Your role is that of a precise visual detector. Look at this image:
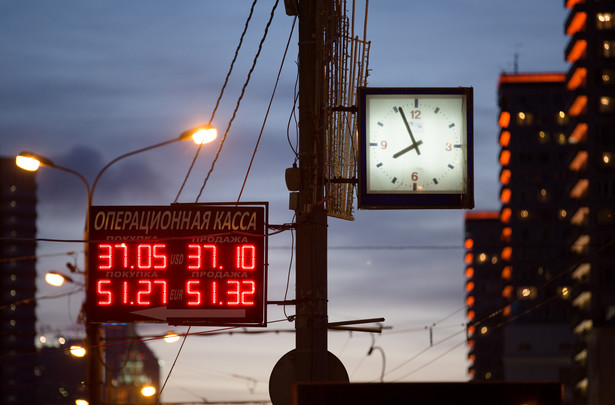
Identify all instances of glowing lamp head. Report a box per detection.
[141,385,157,397]
[191,127,217,145]
[45,272,66,287]
[164,332,180,343]
[15,151,54,172]
[75,400,89,405]
[16,155,41,171]
[179,126,217,145]
[69,345,86,357]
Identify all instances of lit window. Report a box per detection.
[538,131,549,143]
[557,132,567,145]
[559,209,568,220]
[465,267,474,278]
[480,326,488,335]
[478,253,487,263]
[499,150,511,166]
[567,39,587,62]
[602,152,614,167]
[501,266,512,280]
[603,41,615,58]
[464,238,474,249]
[519,209,529,219]
[499,130,511,147]
[567,11,587,35]
[558,286,571,299]
[602,69,614,84]
[516,112,533,126]
[499,111,511,128]
[501,227,512,242]
[491,256,498,264]
[538,188,548,202]
[600,96,615,113]
[501,207,512,223]
[500,188,511,203]
[501,246,512,261]
[597,13,614,30]
[518,286,537,300]
[500,169,511,185]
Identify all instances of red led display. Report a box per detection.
[87,204,267,326]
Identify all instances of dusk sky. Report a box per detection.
[1,1,570,402]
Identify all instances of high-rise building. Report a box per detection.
[563,1,615,404]
[467,73,577,402]
[497,73,575,398]
[0,156,38,404]
[464,211,504,381]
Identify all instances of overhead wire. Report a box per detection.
[236,15,297,202]
[173,0,260,204]
[194,0,281,203]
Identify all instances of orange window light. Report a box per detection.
[501,227,512,242]
[499,150,511,166]
[567,39,587,62]
[500,188,511,204]
[465,267,475,279]
[500,169,511,185]
[502,285,514,299]
[501,266,512,280]
[503,305,512,317]
[569,122,588,144]
[567,11,587,35]
[567,67,587,90]
[499,130,511,147]
[500,207,512,223]
[464,238,474,249]
[569,95,588,116]
[465,281,475,292]
[466,296,475,307]
[464,253,474,264]
[570,178,589,199]
[501,246,512,261]
[498,111,511,128]
[569,150,588,171]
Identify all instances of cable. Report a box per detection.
[236,15,297,202]
[173,0,260,204]
[194,0,280,202]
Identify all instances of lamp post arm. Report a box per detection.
[90,138,180,203]
[50,165,92,208]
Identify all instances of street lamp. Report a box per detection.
[15,125,215,405]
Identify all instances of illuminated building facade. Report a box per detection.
[464,211,504,381]
[0,157,38,403]
[564,1,615,404]
[467,73,577,401]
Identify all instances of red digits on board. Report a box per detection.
[236,245,256,270]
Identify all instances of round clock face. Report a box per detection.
[365,93,468,194]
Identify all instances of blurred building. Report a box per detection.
[0,156,38,404]
[563,1,615,404]
[105,324,160,404]
[464,211,504,381]
[466,73,577,403]
[36,338,87,403]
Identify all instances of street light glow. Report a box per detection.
[70,345,87,358]
[141,385,156,397]
[163,332,180,343]
[191,127,218,144]
[15,155,41,171]
[45,272,66,287]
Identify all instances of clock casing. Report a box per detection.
[357,87,474,209]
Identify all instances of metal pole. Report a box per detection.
[295,0,328,383]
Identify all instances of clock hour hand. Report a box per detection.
[393,140,424,159]
[398,106,422,155]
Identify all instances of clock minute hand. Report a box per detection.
[398,106,421,155]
